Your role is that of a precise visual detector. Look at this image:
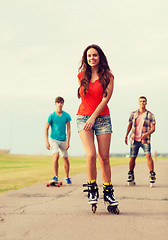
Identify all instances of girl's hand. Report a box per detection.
[83,117,95,131]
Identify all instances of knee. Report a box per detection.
[87,154,96,164]
[63,157,69,164]
[146,154,152,161]
[99,155,109,165]
[130,157,136,162]
[53,153,59,161]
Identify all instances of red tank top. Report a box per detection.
[77,72,114,116]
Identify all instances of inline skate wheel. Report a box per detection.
[107,205,120,215]
[128,181,136,186]
[92,204,97,213]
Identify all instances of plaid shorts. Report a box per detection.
[130,140,151,157]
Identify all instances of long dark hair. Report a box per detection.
[77,44,111,98]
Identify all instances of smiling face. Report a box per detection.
[138,97,147,110]
[86,48,100,68]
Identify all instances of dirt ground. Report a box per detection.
[0,159,168,240]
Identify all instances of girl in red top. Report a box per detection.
[76,44,119,213]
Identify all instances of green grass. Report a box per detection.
[0,154,87,193]
[0,154,166,194]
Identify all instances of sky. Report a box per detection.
[0,0,168,156]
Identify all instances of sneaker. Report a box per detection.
[51,176,58,182]
[65,177,72,184]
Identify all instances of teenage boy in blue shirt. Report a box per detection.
[45,96,72,184]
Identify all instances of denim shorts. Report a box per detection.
[130,140,151,157]
[76,115,112,135]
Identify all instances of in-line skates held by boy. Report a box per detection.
[83,180,119,214]
[125,96,156,187]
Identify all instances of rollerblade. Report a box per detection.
[149,171,156,188]
[103,183,119,214]
[83,180,99,213]
[127,171,136,186]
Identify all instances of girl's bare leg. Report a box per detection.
[79,131,97,181]
[97,133,111,183]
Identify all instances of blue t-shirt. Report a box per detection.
[47,111,72,141]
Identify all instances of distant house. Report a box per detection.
[0,149,10,154]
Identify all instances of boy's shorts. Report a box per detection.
[130,140,151,157]
[49,138,68,158]
[76,115,112,135]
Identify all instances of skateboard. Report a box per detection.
[46,181,63,187]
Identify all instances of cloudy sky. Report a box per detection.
[0,0,167,156]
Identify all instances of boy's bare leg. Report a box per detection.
[53,153,59,177]
[129,157,137,171]
[146,153,154,172]
[63,157,70,178]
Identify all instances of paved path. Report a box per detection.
[0,159,168,240]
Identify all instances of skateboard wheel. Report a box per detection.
[57,183,61,187]
[46,184,50,187]
[60,182,63,186]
